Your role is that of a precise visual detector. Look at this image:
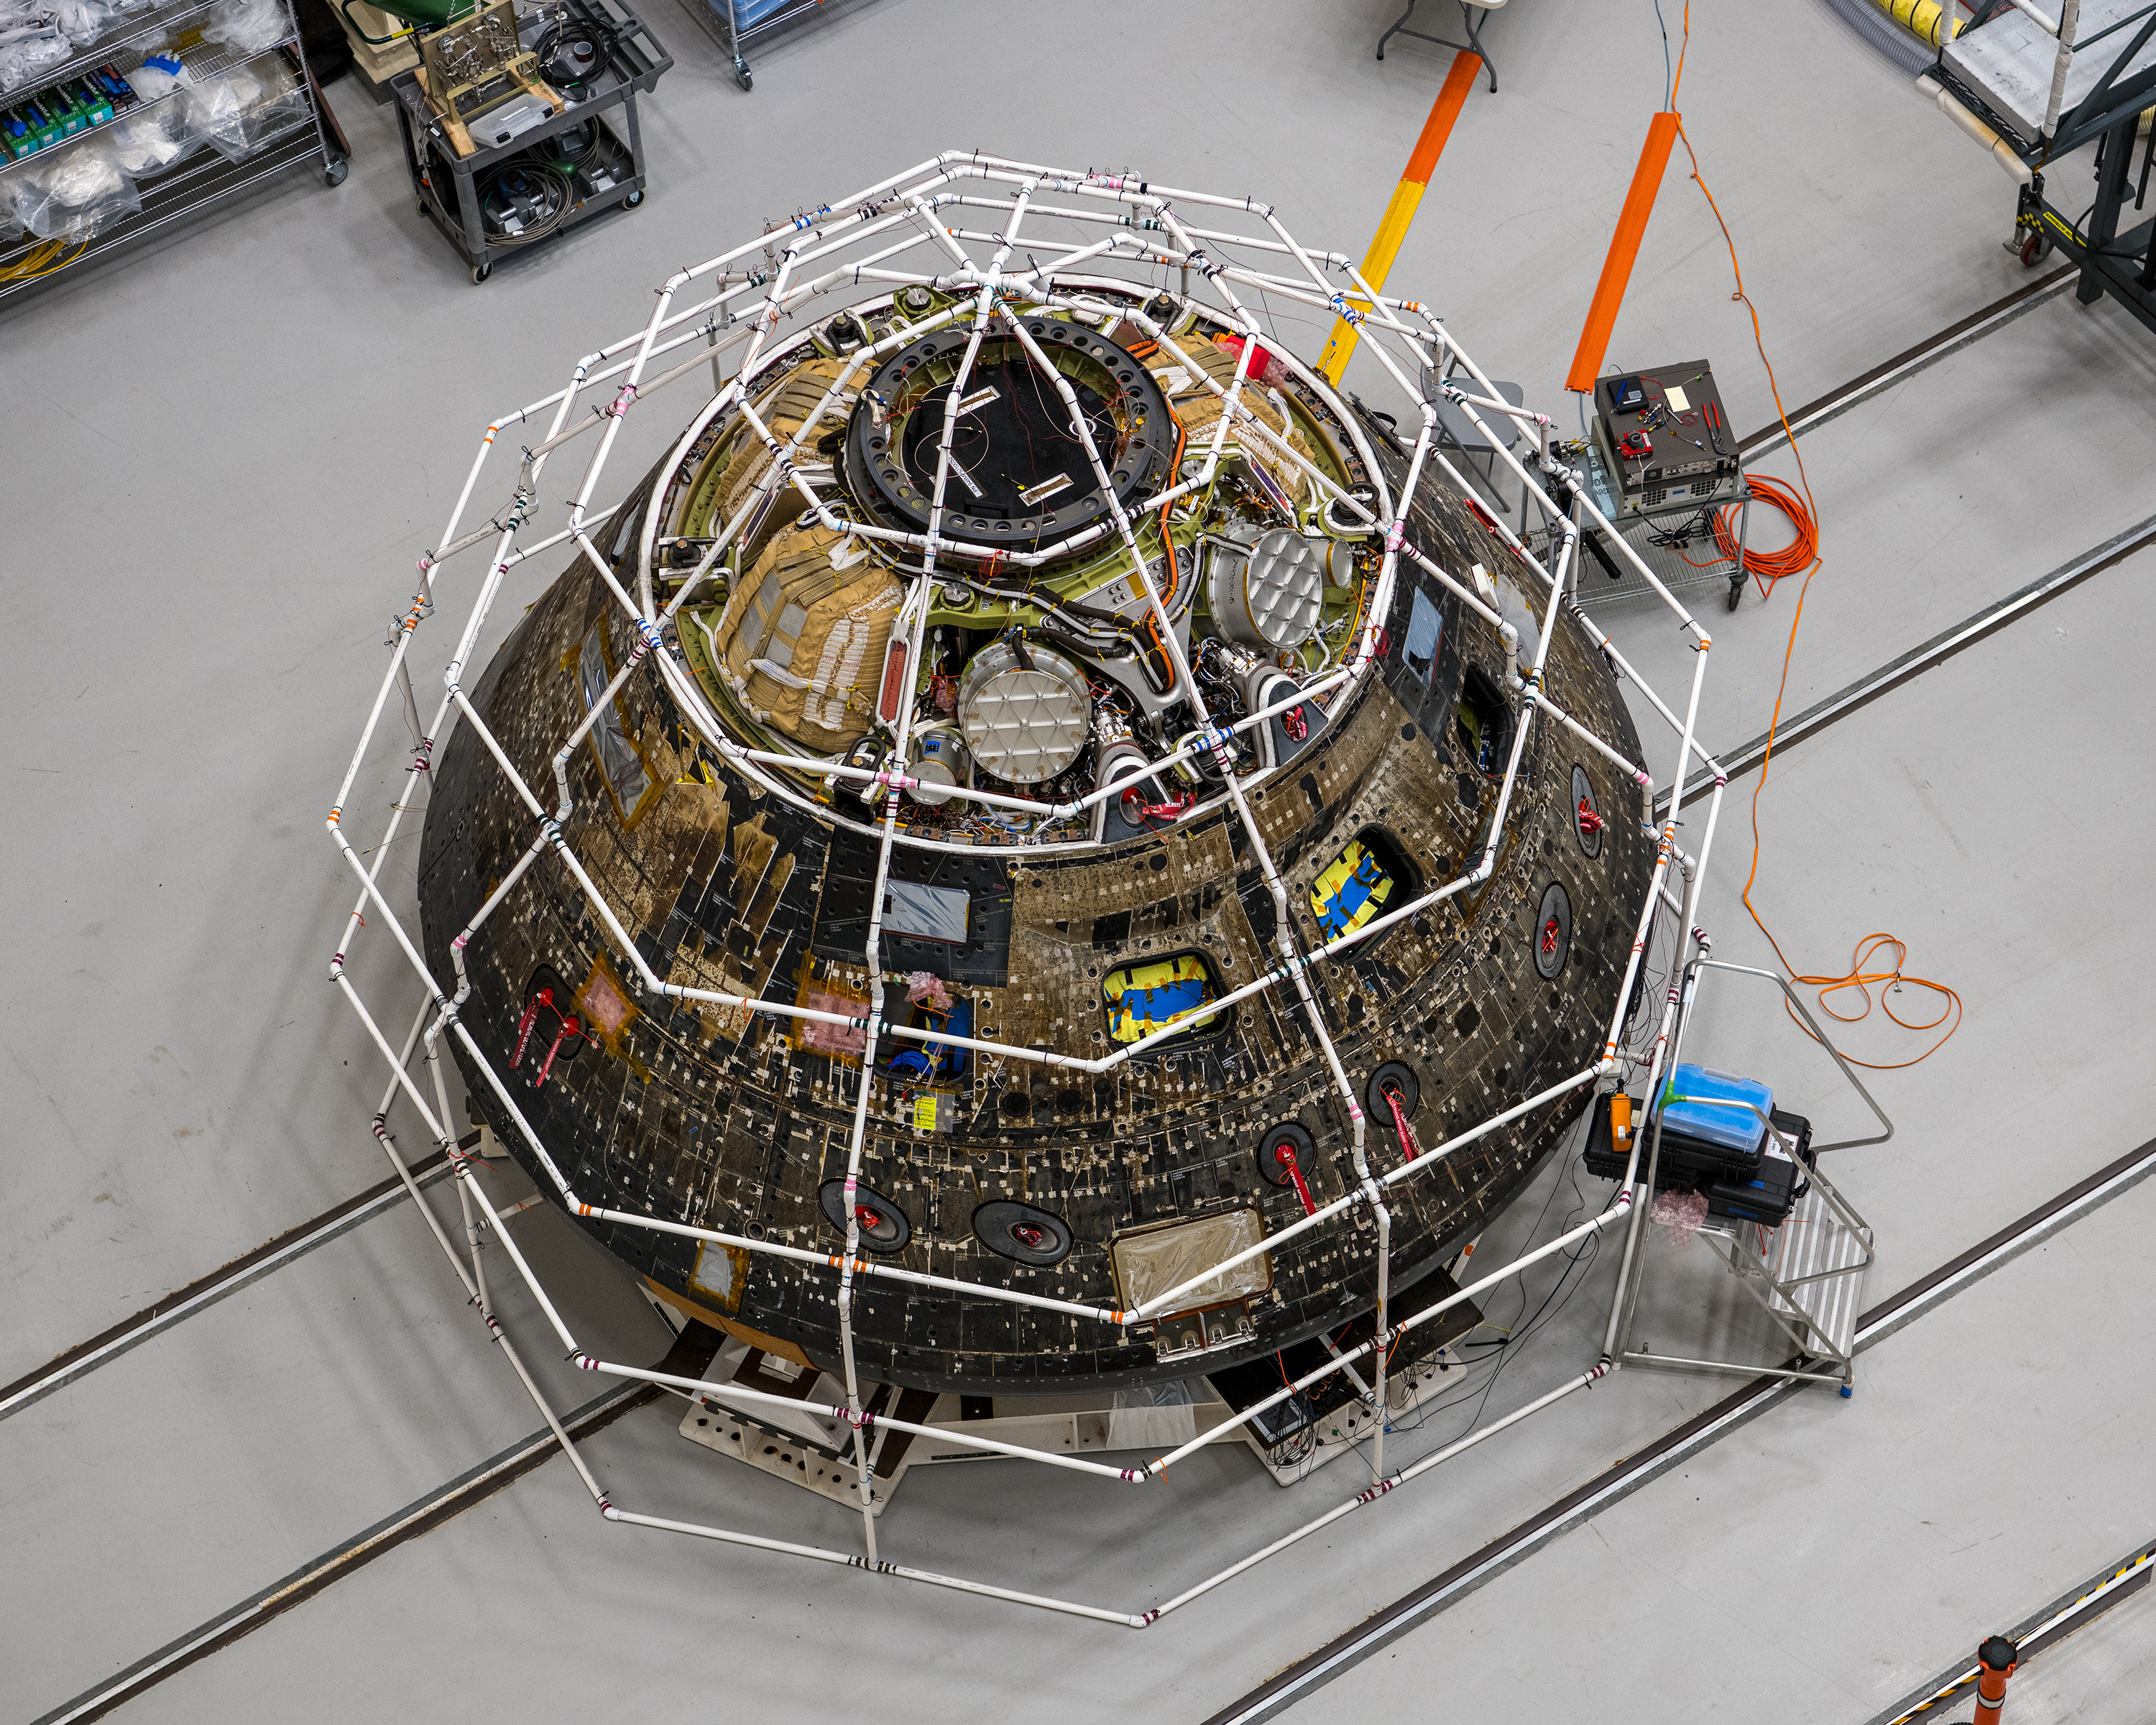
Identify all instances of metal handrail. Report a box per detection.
[1682,958,1896,1153]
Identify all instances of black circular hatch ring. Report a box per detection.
[819,1179,911,1254]
[972,1200,1074,1267]
[847,310,1171,548]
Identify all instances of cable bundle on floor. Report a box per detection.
[1684,472,1819,597]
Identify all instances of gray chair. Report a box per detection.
[1376,0,1506,91]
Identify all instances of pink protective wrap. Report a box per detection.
[1649,1187,1709,1248]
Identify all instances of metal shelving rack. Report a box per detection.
[688,0,877,91]
[0,0,347,308]
[389,0,668,284]
[1533,438,1754,614]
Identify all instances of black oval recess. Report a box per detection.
[973,1200,1072,1267]
[1258,1123,1316,1188]
[1367,1061,1421,1122]
[819,1179,911,1254]
[1572,764,1602,859]
[1535,882,1572,980]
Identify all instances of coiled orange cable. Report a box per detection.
[1681,472,1818,598]
[1671,2,1961,1070]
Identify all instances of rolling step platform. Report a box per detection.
[1927,0,2156,332]
[1606,960,1894,1394]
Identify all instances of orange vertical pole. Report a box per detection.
[1564,110,1682,395]
[1972,1637,2019,1724]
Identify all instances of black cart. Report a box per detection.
[390,0,669,284]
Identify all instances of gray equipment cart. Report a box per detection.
[390,0,668,284]
[1539,438,1755,615]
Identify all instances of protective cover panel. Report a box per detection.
[1110,1208,1272,1315]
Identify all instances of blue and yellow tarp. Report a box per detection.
[1103,954,1220,1044]
[1312,840,1396,941]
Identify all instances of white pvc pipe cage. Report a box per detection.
[323,150,1736,1627]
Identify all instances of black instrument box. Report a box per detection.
[1585,1096,1815,1210]
[1591,361,1743,510]
[1706,1110,1814,1228]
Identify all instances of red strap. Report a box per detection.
[1385,1087,1421,1162]
[1276,1145,1317,1216]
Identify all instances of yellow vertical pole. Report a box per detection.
[1317,51,1483,385]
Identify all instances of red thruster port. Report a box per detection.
[513,987,553,1068]
[1577,797,1604,835]
[1542,917,1562,955]
[1384,1085,1422,1162]
[1282,704,1308,742]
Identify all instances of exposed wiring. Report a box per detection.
[0,234,87,282]
[1677,472,1819,597]
[1652,0,1673,111]
[1368,1118,1602,1455]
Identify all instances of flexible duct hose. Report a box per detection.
[1874,0,1958,47]
[1811,0,1948,76]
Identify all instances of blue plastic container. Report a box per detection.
[1655,1063,1774,1169]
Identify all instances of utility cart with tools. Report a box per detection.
[388,0,668,283]
[1540,360,1756,615]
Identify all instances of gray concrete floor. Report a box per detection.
[4,0,2152,1720]
[2008,1581,2156,1725]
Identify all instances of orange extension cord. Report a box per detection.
[1681,473,1819,599]
[1667,6,1962,1070]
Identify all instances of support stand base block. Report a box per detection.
[679,1399,895,1515]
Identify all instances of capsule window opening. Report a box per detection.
[1101,950,1225,1046]
[1455,663,1514,777]
[1310,827,1420,942]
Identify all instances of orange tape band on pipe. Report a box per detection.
[1564,110,1682,395]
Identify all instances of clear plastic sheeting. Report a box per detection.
[0,17,69,91]
[45,0,107,37]
[1110,1209,1273,1315]
[104,101,193,175]
[5,134,139,239]
[126,49,193,100]
[1107,1378,1204,1451]
[201,0,283,52]
[181,51,303,162]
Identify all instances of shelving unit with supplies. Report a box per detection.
[684,0,878,93]
[0,0,348,307]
